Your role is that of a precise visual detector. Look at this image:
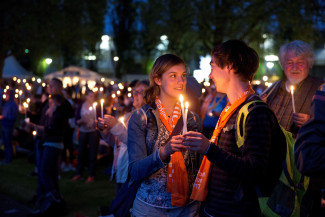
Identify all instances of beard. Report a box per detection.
[286,70,305,85]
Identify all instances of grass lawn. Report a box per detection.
[0,155,116,217]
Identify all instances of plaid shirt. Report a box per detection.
[265,76,323,135]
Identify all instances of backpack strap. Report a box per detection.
[236,100,307,190]
[236,100,268,148]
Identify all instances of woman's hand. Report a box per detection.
[97,117,107,130]
[103,114,118,128]
[159,135,186,162]
[183,131,211,154]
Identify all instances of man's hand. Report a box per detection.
[292,112,310,128]
[183,131,210,154]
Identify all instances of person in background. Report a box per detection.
[200,82,227,138]
[127,54,201,216]
[261,40,323,136]
[72,89,99,183]
[29,94,67,217]
[0,89,18,164]
[61,88,76,172]
[98,80,149,194]
[183,40,286,216]
[295,83,325,217]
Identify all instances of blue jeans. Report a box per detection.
[2,126,14,163]
[130,197,200,217]
[38,146,62,200]
[76,131,99,177]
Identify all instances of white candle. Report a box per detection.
[290,85,296,113]
[100,99,104,118]
[183,102,189,133]
[93,102,97,120]
[179,94,185,132]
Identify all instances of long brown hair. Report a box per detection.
[144,54,186,106]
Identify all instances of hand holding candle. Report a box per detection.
[290,85,296,113]
[183,102,189,133]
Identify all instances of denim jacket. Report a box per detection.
[127,103,202,186]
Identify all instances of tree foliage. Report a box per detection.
[0,0,106,77]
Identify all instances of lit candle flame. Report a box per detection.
[290,85,294,95]
[179,94,184,103]
[119,117,126,127]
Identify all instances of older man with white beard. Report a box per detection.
[262,40,323,136]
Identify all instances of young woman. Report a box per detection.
[72,89,99,183]
[183,40,286,217]
[127,54,201,216]
[29,94,67,216]
[97,80,149,193]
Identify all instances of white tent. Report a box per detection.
[2,55,33,78]
[44,66,112,88]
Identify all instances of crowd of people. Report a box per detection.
[0,39,324,217]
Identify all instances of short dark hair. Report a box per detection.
[51,78,63,88]
[211,40,259,82]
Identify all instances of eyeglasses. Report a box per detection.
[133,89,144,96]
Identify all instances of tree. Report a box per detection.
[108,0,138,79]
[0,0,106,78]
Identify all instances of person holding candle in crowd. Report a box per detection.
[261,40,323,136]
[127,54,201,216]
[97,80,149,194]
[0,89,18,165]
[29,94,68,216]
[28,78,73,215]
[182,40,286,216]
[72,89,99,183]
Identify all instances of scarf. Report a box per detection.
[155,96,189,207]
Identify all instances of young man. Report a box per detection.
[183,40,286,216]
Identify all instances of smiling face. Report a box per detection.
[284,51,310,85]
[155,64,187,101]
[209,57,230,93]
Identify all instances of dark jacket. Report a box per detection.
[1,90,18,128]
[44,106,66,143]
[203,95,286,217]
[295,90,325,178]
